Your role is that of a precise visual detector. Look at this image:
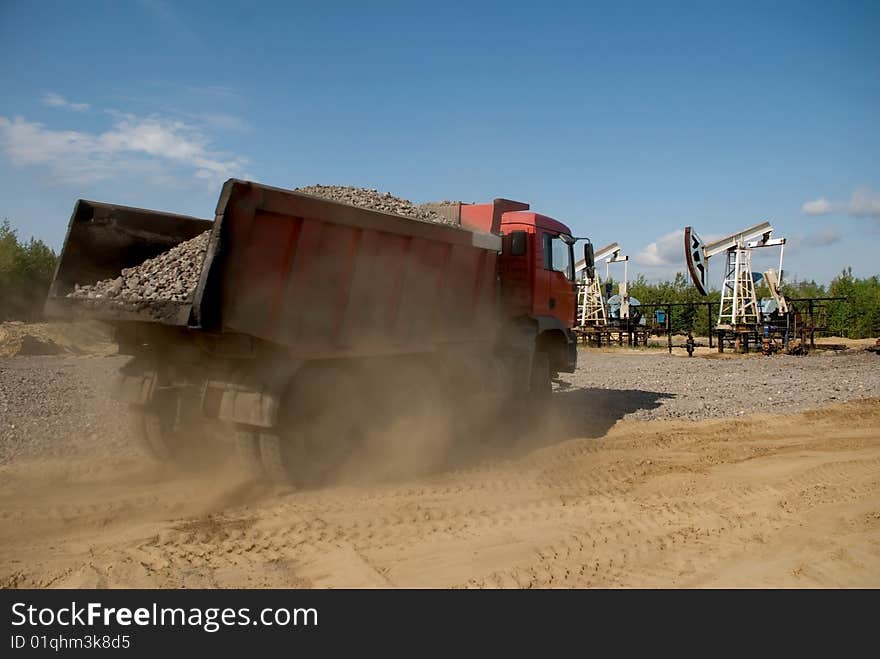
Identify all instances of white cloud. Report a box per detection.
[800,188,880,219]
[635,230,686,267]
[849,188,880,218]
[0,114,247,186]
[42,92,91,112]
[801,197,831,216]
[634,229,726,283]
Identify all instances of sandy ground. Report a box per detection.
[1,323,878,588]
[1,393,878,588]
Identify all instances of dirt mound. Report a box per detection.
[0,321,116,358]
[15,335,62,356]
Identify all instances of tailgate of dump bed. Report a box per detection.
[44,200,212,325]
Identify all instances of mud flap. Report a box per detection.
[216,384,279,428]
[205,359,303,429]
[562,328,577,373]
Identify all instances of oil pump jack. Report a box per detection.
[684,221,787,352]
[575,242,628,328]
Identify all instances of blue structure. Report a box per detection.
[607,294,646,325]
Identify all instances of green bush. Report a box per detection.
[0,220,58,321]
[826,268,880,338]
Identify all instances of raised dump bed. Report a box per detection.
[46,179,502,358]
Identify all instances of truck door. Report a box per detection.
[538,230,576,326]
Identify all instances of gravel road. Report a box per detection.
[559,349,880,421]
[2,348,878,465]
[0,355,131,464]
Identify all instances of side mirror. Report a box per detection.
[583,242,595,279]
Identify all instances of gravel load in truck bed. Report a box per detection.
[294,185,455,225]
[66,185,454,309]
[67,230,211,305]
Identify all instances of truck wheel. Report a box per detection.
[258,366,367,487]
[130,408,171,461]
[234,429,265,478]
[128,390,208,466]
[529,350,552,398]
[258,431,300,485]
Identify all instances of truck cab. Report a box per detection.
[496,211,578,375]
[451,198,580,376]
[498,212,576,326]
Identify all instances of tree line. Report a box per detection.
[0,220,58,321]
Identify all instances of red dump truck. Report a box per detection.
[46,179,591,484]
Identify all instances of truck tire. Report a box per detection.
[529,350,552,399]
[128,389,208,466]
[258,366,368,487]
[258,431,298,485]
[234,429,265,478]
[130,408,171,461]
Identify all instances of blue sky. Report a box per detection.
[1,0,877,285]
